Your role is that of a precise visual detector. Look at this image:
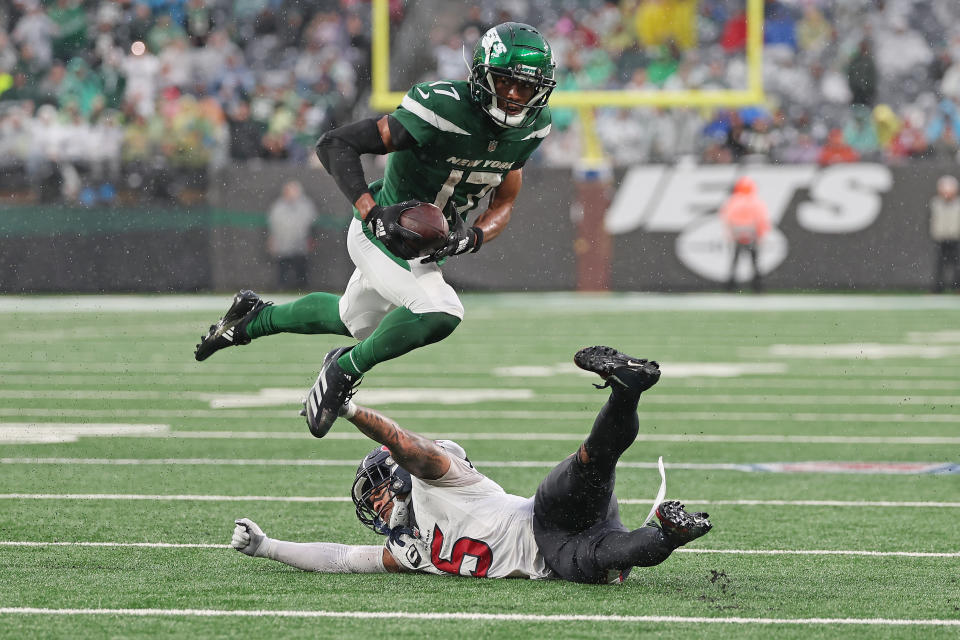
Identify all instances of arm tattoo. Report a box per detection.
[349,407,449,480]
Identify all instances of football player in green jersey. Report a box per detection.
[194,22,556,438]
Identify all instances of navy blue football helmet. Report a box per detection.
[351,446,413,534]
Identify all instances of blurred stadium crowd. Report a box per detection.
[2,0,960,205]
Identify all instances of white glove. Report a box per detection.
[232,518,268,557]
[385,529,444,575]
[387,495,411,531]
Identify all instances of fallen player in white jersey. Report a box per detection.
[231,346,712,584]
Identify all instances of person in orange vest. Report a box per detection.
[721,176,771,292]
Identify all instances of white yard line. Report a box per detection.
[1,541,225,548]
[763,343,960,359]
[3,494,959,508]
[2,388,959,407]
[6,426,956,446]
[663,499,960,508]
[0,493,352,502]
[0,296,297,313]
[545,395,960,406]
[678,549,960,558]
[0,424,169,444]
[3,408,960,422]
[161,431,960,445]
[0,457,362,466]
[2,458,957,476]
[676,378,960,390]
[4,292,960,313]
[0,390,201,400]
[1,362,959,383]
[3,541,956,559]
[379,410,960,423]
[0,607,958,627]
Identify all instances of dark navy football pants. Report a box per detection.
[533,394,676,584]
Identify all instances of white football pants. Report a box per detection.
[339,217,464,340]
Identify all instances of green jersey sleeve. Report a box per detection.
[389,84,458,148]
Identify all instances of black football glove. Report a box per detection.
[422,222,484,263]
[365,200,422,259]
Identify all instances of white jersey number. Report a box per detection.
[434,170,503,215]
[427,81,461,101]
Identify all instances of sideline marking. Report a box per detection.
[0,607,958,626]
[2,458,958,475]
[3,494,958,509]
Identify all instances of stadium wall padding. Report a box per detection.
[0,162,949,292]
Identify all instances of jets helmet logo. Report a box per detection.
[480,28,507,61]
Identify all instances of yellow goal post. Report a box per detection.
[369,0,765,164]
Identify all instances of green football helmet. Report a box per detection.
[470,22,556,129]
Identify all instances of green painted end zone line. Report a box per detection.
[0,608,958,627]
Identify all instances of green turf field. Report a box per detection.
[1,293,958,639]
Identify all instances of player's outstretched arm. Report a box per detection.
[342,402,450,480]
[231,518,404,573]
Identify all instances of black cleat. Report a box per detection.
[194,290,272,362]
[303,347,362,438]
[652,500,712,545]
[574,345,660,394]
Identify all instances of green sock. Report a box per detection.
[247,292,351,339]
[338,308,461,376]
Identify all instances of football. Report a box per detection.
[398,202,449,256]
